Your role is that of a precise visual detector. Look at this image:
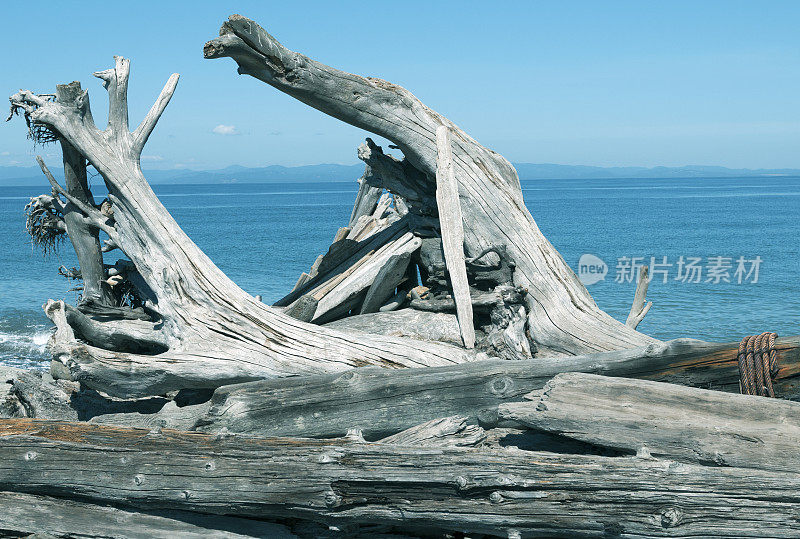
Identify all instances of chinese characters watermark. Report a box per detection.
[578,254,762,286]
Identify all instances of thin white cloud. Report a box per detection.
[141,155,165,162]
[0,151,10,156]
[212,124,239,136]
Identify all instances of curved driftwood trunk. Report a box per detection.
[10,18,659,397]
[204,15,657,356]
[10,58,479,397]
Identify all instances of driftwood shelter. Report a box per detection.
[3,14,799,538]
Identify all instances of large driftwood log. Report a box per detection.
[10,57,480,398]
[194,336,800,438]
[2,419,800,537]
[499,372,800,472]
[204,14,657,356]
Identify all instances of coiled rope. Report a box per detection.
[737,332,780,397]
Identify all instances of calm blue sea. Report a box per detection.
[1,176,798,369]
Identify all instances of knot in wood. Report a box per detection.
[318,453,336,464]
[181,490,191,500]
[489,491,503,504]
[324,490,342,508]
[204,460,216,471]
[659,506,683,528]
[24,451,37,461]
[488,376,515,397]
[340,370,359,383]
[455,476,468,490]
[133,474,145,486]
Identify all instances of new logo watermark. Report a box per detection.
[578,254,608,285]
[576,254,762,285]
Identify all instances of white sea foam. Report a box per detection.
[0,327,52,370]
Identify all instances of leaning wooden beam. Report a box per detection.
[500,372,800,472]
[626,265,652,328]
[310,232,422,323]
[194,335,800,439]
[3,419,800,537]
[275,219,407,307]
[349,168,382,226]
[359,252,412,314]
[435,125,475,348]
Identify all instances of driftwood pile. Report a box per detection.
[3,14,799,538]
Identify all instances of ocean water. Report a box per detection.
[1,176,798,369]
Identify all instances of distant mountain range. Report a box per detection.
[1,163,798,187]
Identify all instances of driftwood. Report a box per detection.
[435,125,475,348]
[204,14,656,358]
[377,416,486,447]
[193,336,800,439]
[324,308,463,345]
[626,265,652,328]
[0,491,295,539]
[499,372,800,472]
[10,56,481,399]
[7,13,799,537]
[359,252,412,314]
[3,419,800,538]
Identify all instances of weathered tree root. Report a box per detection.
[11,56,483,398]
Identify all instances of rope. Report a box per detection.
[737,332,779,397]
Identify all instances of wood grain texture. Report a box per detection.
[377,416,486,447]
[204,14,658,355]
[2,419,800,537]
[11,58,478,399]
[359,252,411,314]
[435,125,475,348]
[194,336,800,438]
[626,265,652,328]
[0,491,294,538]
[500,372,800,471]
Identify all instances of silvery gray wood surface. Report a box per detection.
[359,253,411,314]
[377,416,486,447]
[348,168,382,226]
[11,59,478,400]
[0,367,77,421]
[499,372,800,472]
[193,336,800,439]
[55,82,115,308]
[0,491,294,539]
[91,400,211,431]
[3,419,800,538]
[626,265,652,328]
[435,125,475,348]
[311,233,421,322]
[204,14,658,356]
[324,309,462,345]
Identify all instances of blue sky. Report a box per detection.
[1,1,798,169]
